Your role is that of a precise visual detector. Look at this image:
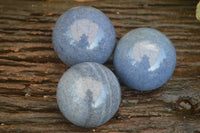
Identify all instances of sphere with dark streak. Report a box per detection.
[52,7,116,66]
[56,62,121,127]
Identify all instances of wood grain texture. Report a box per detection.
[0,0,200,132]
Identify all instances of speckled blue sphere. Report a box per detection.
[56,62,121,127]
[114,28,176,91]
[52,7,116,66]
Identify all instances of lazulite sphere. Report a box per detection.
[52,7,116,66]
[56,62,121,127]
[114,28,176,91]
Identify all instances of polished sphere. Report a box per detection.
[52,7,116,66]
[114,28,176,91]
[57,62,121,127]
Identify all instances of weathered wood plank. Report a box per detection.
[0,0,200,132]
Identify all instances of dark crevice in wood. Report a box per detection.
[148,3,196,7]
[0,48,53,54]
[103,10,179,16]
[0,90,27,97]
[0,62,35,67]
[0,56,58,63]
[0,90,57,97]
[0,27,52,32]
[0,78,56,84]
[0,120,69,126]
[30,12,60,17]
[0,16,56,23]
[0,39,51,43]
[0,31,15,35]
[114,25,200,30]
[26,33,52,37]
[0,106,60,113]
[19,47,53,52]
[93,3,196,9]
[92,5,147,10]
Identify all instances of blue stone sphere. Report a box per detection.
[114,28,176,91]
[56,62,121,127]
[52,7,116,66]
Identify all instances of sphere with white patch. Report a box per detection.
[52,7,116,66]
[57,62,121,127]
[114,28,176,91]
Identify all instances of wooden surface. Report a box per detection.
[0,0,200,132]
